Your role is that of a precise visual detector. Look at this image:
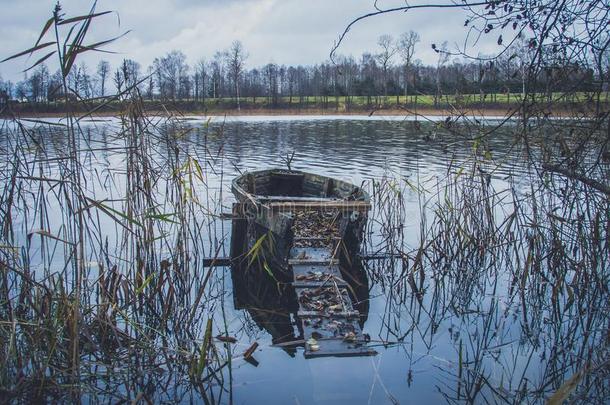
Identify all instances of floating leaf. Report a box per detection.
[215,335,237,344]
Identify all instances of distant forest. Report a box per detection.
[0,31,607,112]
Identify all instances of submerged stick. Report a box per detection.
[243,342,259,359]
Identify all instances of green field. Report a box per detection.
[4,91,608,115]
[153,91,609,112]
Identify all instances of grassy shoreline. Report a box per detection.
[2,92,607,119]
[2,106,603,119]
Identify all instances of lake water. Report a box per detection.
[0,116,607,404]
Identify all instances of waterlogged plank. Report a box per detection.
[301,315,376,358]
[289,244,376,358]
[303,339,377,358]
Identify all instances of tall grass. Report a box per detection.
[0,4,236,402]
[0,2,608,404]
[360,125,609,403]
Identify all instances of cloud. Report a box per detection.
[0,0,500,82]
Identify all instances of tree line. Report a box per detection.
[1,32,606,110]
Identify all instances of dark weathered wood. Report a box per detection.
[232,169,370,207]
[322,178,334,197]
[267,201,371,211]
[254,207,294,236]
[256,195,341,202]
[289,258,340,265]
[202,257,232,267]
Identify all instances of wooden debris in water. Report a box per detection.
[215,335,237,343]
[243,342,259,359]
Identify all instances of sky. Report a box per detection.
[0,0,501,82]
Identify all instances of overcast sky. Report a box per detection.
[0,0,500,82]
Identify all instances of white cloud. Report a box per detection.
[0,0,501,82]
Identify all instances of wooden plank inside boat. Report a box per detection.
[289,227,376,358]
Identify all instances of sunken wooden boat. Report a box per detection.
[231,168,370,255]
[231,169,375,358]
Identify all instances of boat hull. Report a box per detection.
[231,169,370,273]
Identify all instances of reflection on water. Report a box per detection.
[0,117,607,404]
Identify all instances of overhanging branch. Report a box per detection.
[330,1,490,62]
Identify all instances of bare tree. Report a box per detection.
[113,67,124,95]
[286,66,297,104]
[264,63,278,106]
[225,41,248,110]
[196,59,208,105]
[513,36,533,100]
[153,50,188,100]
[121,59,141,94]
[96,60,110,97]
[0,73,9,107]
[433,41,449,107]
[397,30,420,100]
[375,34,397,97]
[210,51,225,100]
[28,64,49,102]
[178,61,190,99]
[145,66,154,100]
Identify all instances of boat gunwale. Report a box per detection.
[231,169,370,207]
